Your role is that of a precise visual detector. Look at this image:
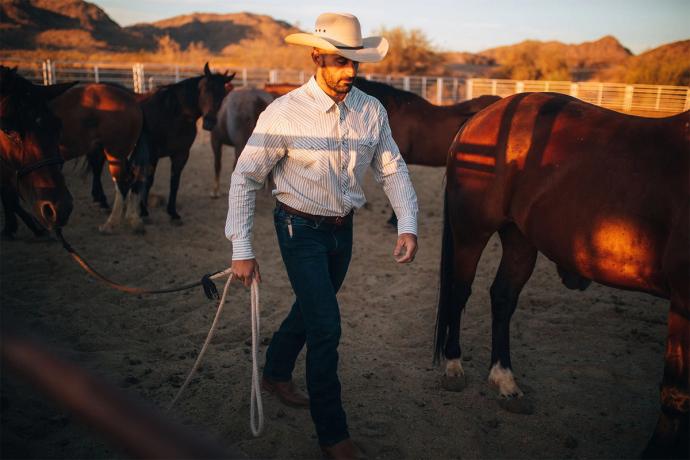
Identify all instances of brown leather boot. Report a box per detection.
[321,438,367,460]
[260,376,309,408]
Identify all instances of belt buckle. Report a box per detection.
[334,216,344,226]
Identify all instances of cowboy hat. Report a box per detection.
[285,12,388,63]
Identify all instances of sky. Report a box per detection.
[93,0,690,55]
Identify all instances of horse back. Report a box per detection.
[449,92,689,296]
[50,84,142,160]
[223,88,273,152]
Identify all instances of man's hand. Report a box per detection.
[393,233,418,263]
[231,258,261,287]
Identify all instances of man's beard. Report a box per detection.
[324,72,353,94]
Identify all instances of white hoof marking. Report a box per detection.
[488,362,523,399]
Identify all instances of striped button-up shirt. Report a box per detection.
[225,76,418,260]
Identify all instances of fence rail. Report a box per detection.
[2,58,688,116]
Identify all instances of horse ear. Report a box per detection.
[38,81,79,101]
[204,62,211,77]
[226,72,236,82]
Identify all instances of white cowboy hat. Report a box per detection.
[285,12,388,63]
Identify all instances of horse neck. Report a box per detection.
[401,102,467,167]
[146,77,203,120]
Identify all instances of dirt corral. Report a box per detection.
[1,133,668,459]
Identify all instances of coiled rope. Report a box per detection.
[55,229,264,436]
[167,275,264,437]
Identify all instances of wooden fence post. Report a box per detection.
[684,88,690,111]
[436,78,443,105]
[466,79,473,100]
[623,85,634,112]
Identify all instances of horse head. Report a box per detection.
[0,66,77,230]
[199,62,236,131]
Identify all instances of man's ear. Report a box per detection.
[311,48,321,65]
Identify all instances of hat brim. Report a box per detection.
[285,33,388,63]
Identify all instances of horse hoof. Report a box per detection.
[440,373,467,392]
[498,396,534,415]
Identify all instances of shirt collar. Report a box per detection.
[306,76,362,113]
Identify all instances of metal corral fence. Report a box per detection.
[3,58,689,116]
[468,79,690,117]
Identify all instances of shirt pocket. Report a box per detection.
[287,139,330,182]
[354,136,377,174]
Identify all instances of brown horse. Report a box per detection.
[353,77,500,224]
[0,66,75,238]
[49,83,146,233]
[435,92,689,458]
[210,86,274,197]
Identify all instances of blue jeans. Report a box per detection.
[263,205,353,446]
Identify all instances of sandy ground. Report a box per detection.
[1,132,669,459]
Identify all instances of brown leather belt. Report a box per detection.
[277,202,353,226]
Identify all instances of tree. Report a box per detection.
[362,26,443,75]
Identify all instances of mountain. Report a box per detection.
[602,39,690,86]
[475,35,633,80]
[0,0,149,50]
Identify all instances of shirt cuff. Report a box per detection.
[396,214,417,237]
[231,238,255,260]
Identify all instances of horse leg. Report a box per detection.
[437,207,492,391]
[488,223,537,413]
[88,150,109,209]
[98,156,128,234]
[210,131,223,199]
[166,153,188,224]
[644,219,689,458]
[139,159,157,220]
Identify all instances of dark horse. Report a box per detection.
[50,83,146,233]
[0,66,75,238]
[89,63,234,222]
[435,92,689,458]
[353,77,500,225]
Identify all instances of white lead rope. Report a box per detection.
[167,269,264,437]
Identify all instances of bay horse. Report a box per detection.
[353,77,500,224]
[0,66,75,238]
[210,86,274,197]
[435,92,689,458]
[89,63,234,223]
[49,83,146,233]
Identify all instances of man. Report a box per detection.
[225,12,418,459]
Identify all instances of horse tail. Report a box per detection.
[434,189,454,365]
[130,118,152,185]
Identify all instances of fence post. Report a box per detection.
[94,65,100,83]
[421,76,427,99]
[436,78,443,105]
[132,63,145,93]
[403,76,410,91]
[516,81,524,93]
[570,83,579,98]
[242,68,248,87]
[685,88,690,111]
[452,78,458,102]
[269,69,278,84]
[597,83,603,106]
[623,85,634,112]
[466,79,473,100]
[174,65,180,83]
[491,79,497,96]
